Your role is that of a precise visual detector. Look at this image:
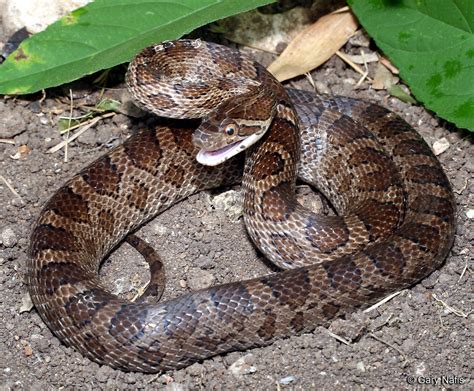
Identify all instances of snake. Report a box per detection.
[27,39,456,373]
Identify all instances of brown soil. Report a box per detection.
[1,28,472,391]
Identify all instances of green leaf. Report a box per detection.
[0,0,274,95]
[349,0,474,131]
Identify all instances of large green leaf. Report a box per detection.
[349,0,474,131]
[0,0,274,95]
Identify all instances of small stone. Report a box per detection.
[195,255,214,270]
[466,209,474,219]
[1,227,17,247]
[187,269,215,290]
[165,383,185,391]
[179,279,187,289]
[19,292,34,313]
[279,375,296,384]
[228,354,257,376]
[432,137,450,155]
[211,190,243,221]
[23,343,33,357]
[96,365,114,383]
[153,223,169,236]
[356,361,366,372]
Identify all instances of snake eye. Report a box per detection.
[225,124,236,136]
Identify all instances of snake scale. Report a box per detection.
[27,40,456,372]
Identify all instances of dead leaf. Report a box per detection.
[388,84,417,104]
[344,52,379,65]
[268,9,359,81]
[19,292,34,313]
[372,63,397,90]
[10,145,31,160]
[380,57,399,74]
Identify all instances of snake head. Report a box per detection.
[193,89,276,166]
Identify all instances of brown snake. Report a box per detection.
[27,40,456,372]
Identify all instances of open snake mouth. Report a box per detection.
[196,131,265,166]
[196,139,245,166]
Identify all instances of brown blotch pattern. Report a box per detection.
[47,186,90,223]
[261,181,296,221]
[82,155,122,196]
[124,130,163,175]
[323,256,362,293]
[305,216,350,253]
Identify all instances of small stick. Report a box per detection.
[0,175,24,203]
[0,139,15,144]
[336,50,373,82]
[363,290,403,313]
[432,293,468,317]
[326,330,351,345]
[47,112,115,154]
[354,49,369,87]
[64,89,75,162]
[458,262,468,282]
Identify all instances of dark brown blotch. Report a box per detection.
[259,269,310,310]
[290,311,305,332]
[393,138,432,157]
[354,200,403,241]
[252,152,285,181]
[410,194,455,224]
[64,288,112,328]
[257,309,277,340]
[261,181,296,222]
[47,186,90,223]
[305,215,350,254]
[349,147,401,192]
[30,224,80,256]
[163,164,186,188]
[124,130,163,175]
[406,164,450,188]
[82,155,122,196]
[108,304,149,345]
[37,261,86,295]
[127,181,150,211]
[322,256,362,293]
[398,222,441,253]
[364,242,405,278]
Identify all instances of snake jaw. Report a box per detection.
[196,130,266,166]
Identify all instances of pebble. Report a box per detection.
[466,209,474,219]
[228,354,257,376]
[432,137,450,155]
[187,269,215,290]
[1,227,17,247]
[195,255,214,270]
[19,292,34,313]
[279,375,296,384]
[211,190,243,221]
[95,365,114,383]
[356,361,366,372]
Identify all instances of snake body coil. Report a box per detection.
[27,40,456,372]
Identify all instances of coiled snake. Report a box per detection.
[27,40,456,372]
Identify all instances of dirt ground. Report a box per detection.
[1,18,473,391]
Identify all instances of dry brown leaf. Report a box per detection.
[372,63,398,90]
[268,10,359,81]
